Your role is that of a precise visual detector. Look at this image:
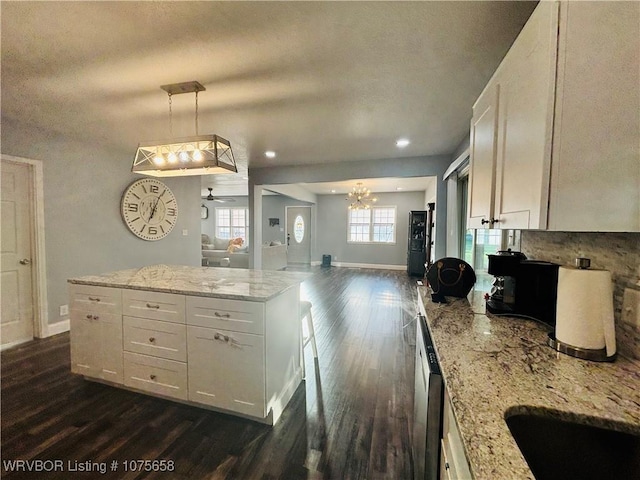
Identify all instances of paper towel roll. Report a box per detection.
[555,266,616,357]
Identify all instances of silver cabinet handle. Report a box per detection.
[214,312,231,318]
[19,258,32,265]
[146,303,160,309]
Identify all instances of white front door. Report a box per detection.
[286,206,311,265]
[1,160,35,347]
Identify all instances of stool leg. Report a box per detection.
[306,310,318,358]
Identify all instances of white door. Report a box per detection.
[286,206,311,265]
[1,160,35,347]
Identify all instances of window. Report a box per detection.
[216,207,249,243]
[348,206,396,244]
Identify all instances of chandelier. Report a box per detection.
[347,182,377,210]
[132,81,237,177]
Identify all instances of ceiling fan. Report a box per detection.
[203,187,236,203]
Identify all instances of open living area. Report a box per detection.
[2,2,639,479]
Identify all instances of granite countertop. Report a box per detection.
[418,286,640,480]
[68,265,310,301]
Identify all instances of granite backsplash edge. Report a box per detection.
[520,231,640,364]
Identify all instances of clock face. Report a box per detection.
[121,179,178,241]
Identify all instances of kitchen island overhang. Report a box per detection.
[68,265,311,425]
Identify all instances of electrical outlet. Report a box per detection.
[182,229,188,236]
[59,304,69,316]
[622,288,640,330]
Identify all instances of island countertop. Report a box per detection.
[68,264,310,302]
[418,286,640,480]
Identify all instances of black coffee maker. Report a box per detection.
[486,250,559,326]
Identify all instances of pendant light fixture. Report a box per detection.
[347,182,378,210]
[132,81,237,177]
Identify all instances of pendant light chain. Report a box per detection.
[195,90,199,136]
[168,93,173,138]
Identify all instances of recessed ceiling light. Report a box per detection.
[331,189,336,193]
[396,187,403,191]
[396,138,410,148]
[265,151,276,158]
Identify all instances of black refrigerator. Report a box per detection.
[407,206,434,277]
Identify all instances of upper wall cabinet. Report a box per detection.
[468,1,640,232]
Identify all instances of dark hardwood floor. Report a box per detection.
[1,267,419,479]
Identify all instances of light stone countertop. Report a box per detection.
[68,265,311,302]
[418,286,640,480]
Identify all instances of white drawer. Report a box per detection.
[123,316,186,362]
[69,284,122,315]
[123,352,187,401]
[122,289,185,323]
[186,296,264,334]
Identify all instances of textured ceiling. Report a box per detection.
[1,1,536,196]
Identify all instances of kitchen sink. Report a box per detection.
[505,411,640,480]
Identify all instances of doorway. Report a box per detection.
[286,206,311,265]
[1,156,47,349]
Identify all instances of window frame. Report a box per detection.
[347,205,397,245]
[215,207,250,243]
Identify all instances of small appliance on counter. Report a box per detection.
[485,250,559,326]
[548,258,617,362]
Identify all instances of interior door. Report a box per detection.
[286,206,311,265]
[1,160,35,347]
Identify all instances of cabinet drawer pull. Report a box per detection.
[88,297,101,302]
[490,218,500,225]
[85,314,99,320]
[149,337,156,343]
[86,314,93,319]
[146,303,161,309]
[481,218,490,225]
[149,374,157,381]
[214,333,230,342]
[214,312,231,318]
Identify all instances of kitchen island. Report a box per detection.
[68,265,310,425]
[418,286,640,479]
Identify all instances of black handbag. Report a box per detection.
[426,257,476,302]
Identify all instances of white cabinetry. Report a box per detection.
[121,290,188,401]
[440,389,472,480]
[187,325,265,417]
[468,1,640,232]
[186,296,267,417]
[185,290,301,423]
[69,280,302,425]
[69,285,123,383]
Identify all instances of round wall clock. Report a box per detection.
[121,178,178,241]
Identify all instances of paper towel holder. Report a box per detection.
[547,333,616,362]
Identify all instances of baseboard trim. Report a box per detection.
[327,262,406,271]
[47,319,70,337]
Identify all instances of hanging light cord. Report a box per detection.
[195,90,199,136]
[168,93,173,138]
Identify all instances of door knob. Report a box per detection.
[19,258,32,265]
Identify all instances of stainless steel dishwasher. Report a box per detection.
[413,312,444,480]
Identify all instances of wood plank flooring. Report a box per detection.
[1,267,419,479]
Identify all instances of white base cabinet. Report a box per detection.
[440,389,472,480]
[469,1,639,232]
[69,283,302,425]
[187,326,265,418]
[69,284,123,383]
